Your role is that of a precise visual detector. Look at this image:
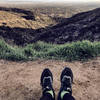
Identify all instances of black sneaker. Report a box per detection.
[58,67,73,100]
[40,68,55,99]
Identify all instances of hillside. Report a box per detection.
[33,8,100,44]
[0,7,100,45]
[0,7,58,45]
[0,7,56,29]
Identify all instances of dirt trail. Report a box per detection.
[0,58,100,100]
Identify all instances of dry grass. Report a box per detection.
[0,10,56,29]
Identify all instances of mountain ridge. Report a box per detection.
[32,8,100,44]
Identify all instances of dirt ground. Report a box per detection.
[0,58,100,100]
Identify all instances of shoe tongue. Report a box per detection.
[62,76,71,87]
[43,76,52,88]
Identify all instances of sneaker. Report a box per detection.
[40,68,55,99]
[58,67,73,100]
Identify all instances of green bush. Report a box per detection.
[0,39,100,61]
[0,40,27,61]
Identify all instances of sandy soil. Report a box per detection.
[0,58,100,100]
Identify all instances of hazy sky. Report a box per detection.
[0,0,100,3]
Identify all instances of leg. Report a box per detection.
[57,67,76,100]
[63,94,75,100]
[40,68,55,100]
[40,93,54,100]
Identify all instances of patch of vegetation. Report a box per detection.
[0,40,100,61]
[0,40,27,61]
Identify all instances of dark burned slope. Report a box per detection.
[0,8,100,45]
[33,8,100,44]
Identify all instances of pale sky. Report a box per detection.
[0,0,100,3]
